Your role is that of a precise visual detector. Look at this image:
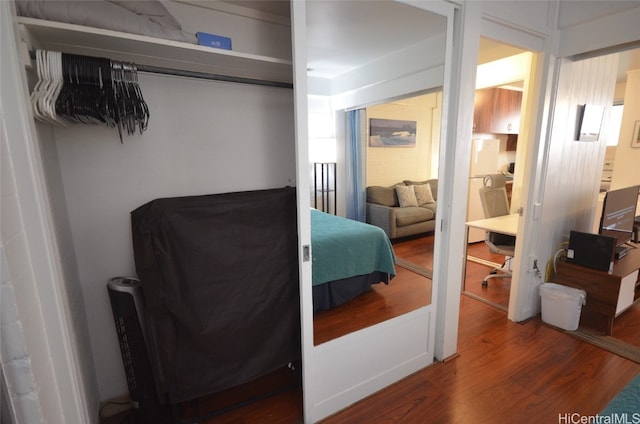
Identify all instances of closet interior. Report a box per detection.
[12,1,299,421]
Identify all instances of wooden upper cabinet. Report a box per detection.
[473,87,522,134]
[472,89,493,134]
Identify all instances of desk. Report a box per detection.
[552,247,640,335]
[465,214,519,267]
[461,214,519,310]
[466,214,519,236]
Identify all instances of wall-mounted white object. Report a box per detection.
[577,104,604,141]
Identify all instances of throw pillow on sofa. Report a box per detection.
[414,183,434,205]
[395,185,419,207]
[367,186,398,207]
[404,179,438,202]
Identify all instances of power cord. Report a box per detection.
[98,400,133,424]
[545,241,569,281]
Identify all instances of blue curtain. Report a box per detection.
[346,109,366,222]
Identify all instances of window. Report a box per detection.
[606,104,624,146]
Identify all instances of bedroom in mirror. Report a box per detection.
[306,0,446,345]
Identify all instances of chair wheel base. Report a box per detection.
[482,281,488,288]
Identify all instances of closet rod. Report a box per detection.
[28,50,293,89]
[136,64,293,89]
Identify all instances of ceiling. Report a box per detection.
[220,1,639,83]
[220,0,446,79]
[614,48,640,83]
[477,37,640,85]
[304,1,446,79]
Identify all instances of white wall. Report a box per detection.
[480,0,556,37]
[2,2,97,421]
[165,1,292,61]
[1,125,45,424]
[50,74,295,401]
[476,52,532,89]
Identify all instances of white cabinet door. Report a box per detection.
[616,269,638,315]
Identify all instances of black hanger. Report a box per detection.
[37,50,150,141]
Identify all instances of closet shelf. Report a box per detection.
[17,17,293,85]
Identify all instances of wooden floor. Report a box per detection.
[322,295,640,424]
[392,234,511,309]
[105,235,640,423]
[313,264,431,345]
[131,295,640,424]
[313,234,505,345]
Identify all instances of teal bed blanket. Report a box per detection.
[311,209,396,286]
[601,373,640,417]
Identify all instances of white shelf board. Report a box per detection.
[17,17,293,84]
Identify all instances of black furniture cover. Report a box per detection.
[131,187,300,403]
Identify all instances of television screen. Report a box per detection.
[599,185,639,246]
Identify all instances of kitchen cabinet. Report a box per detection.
[506,134,518,151]
[473,87,522,134]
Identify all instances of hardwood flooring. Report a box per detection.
[124,296,640,424]
[391,234,511,309]
[313,265,431,345]
[612,306,640,346]
[313,234,505,345]
[322,296,640,424]
[105,234,640,423]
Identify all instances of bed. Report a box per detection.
[311,209,396,311]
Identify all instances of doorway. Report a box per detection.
[463,38,535,311]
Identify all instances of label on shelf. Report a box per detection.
[196,32,232,50]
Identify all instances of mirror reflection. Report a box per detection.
[304,0,446,345]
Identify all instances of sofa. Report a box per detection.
[366,179,438,239]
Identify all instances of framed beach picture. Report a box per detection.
[632,120,640,148]
[369,118,417,147]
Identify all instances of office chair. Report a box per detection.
[478,174,516,287]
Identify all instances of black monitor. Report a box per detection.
[598,185,639,247]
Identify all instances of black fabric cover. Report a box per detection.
[131,187,300,403]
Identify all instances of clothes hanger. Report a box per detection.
[39,51,66,126]
[37,50,57,125]
[48,51,68,126]
[129,63,149,134]
[33,49,57,124]
[30,49,150,139]
[30,50,47,122]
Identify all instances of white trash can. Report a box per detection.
[539,283,586,331]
